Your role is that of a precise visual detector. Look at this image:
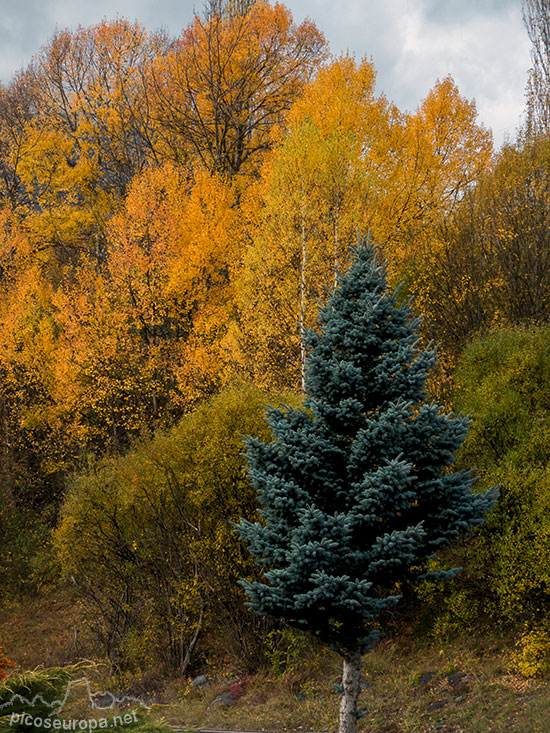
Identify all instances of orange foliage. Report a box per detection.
[387,76,493,264]
[107,163,241,404]
[0,646,13,680]
[0,4,496,501]
[50,163,243,450]
[151,1,327,175]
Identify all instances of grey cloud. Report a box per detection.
[45,0,195,34]
[291,0,530,142]
[421,0,520,24]
[0,0,195,82]
[0,0,52,78]
[0,0,533,146]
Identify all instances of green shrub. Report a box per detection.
[264,628,313,678]
[510,625,550,678]
[55,384,299,674]
[423,324,550,633]
[0,667,72,732]
[0,666,169,733]
[0,496,59,606]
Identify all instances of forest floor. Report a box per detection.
[2,590,550,732]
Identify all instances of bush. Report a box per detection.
[0,667,72,732]
[0,495,59,607]
[54,384,299,675]
[510,625,550,678]
[264,628,313,678]
[421,325,550,633]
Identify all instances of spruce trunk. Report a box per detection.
[339,648,363,733]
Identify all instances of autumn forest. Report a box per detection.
[3,0,550,712]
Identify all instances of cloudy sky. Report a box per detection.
[0,0,533,148]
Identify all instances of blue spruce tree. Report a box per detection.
[237,239,497,733]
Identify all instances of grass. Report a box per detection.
[0,589,95,670]
[4,592,550,731]
[149,635,550,732]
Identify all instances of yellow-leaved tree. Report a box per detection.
[151,0,327,177]
[52,162,242,452]
[17,19,169,269]
[232,66,493,391]
[231,56,397,389]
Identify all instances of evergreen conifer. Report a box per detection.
[237,239,497,732]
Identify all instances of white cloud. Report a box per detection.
[290,0,531,147]
[388,3,530,141]
[0,0,533,147]
[0,0,195,80]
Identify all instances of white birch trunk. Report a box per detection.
[339,648,363,733]
[300,197,307,392]
[333,213,339,288]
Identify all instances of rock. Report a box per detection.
[446,671,470,696]
[447,671,467,686]
[213,691,234,707]
[93,692,115,709]
[427,699,449,712]
[192,674,209,688]
[417,672,435,688]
